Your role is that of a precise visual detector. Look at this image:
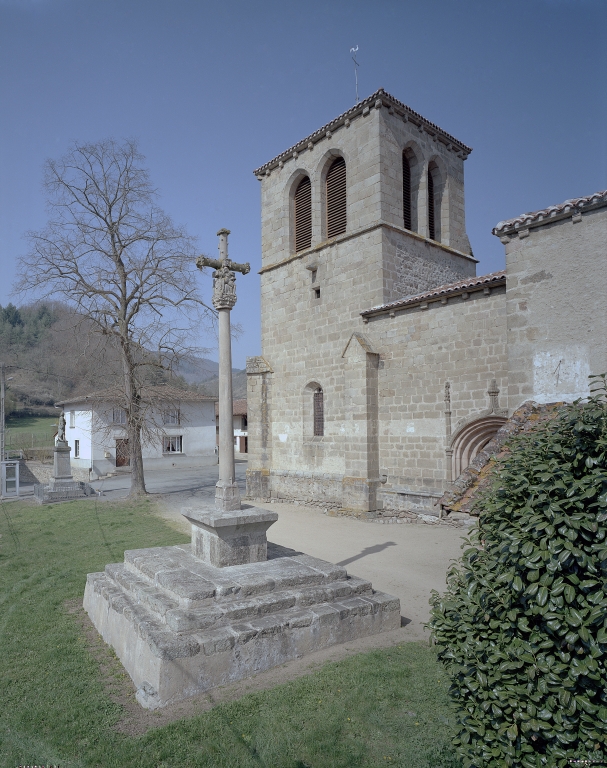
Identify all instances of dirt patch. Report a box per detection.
[65,598,414,736]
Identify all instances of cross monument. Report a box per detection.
[197,229,250,512]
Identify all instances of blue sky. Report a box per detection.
[1,0,605,368]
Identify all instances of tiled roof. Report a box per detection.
[215,399,248,417]
[360,271,506,317]
[56,385,217,407]
[253,89,472,176]
[493,190,607,236]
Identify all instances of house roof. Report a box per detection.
[56,385,217,408]
[215,399,247,417]
[360,270,506,318]
[493,190,607,236]
[253,88,472,177]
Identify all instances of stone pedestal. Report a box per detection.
[83,539,401,709]
[183,505,278,567]
[52,441,73,482]
[34,440,96,504]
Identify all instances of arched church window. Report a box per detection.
[403,152,412,230]
[326,157,347,238]
[313,387,324,436]
[427,165,436,241]
[294,176,312,252]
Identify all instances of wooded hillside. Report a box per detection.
[0,302,243,416]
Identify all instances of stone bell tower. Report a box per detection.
[247,89,477,515]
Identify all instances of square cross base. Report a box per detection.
[182,505,279,568]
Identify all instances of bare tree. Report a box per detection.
[16,139,213,496]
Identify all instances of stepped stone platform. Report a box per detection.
[83,506,401,709]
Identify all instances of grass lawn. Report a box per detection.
[0,497,461,768]
[5,414,57,448]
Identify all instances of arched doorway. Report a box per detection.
[450,415,507,480]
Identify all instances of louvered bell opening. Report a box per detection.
[294,176,312,252]
[403,153,412,231]
[313,388,324,437]
[326,157,347,239]
[428,169,436,241]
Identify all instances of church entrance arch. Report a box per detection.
[449,415,507,481]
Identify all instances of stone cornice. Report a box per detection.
[252,89,472,179]
[258,221,477,275]
[492,190,607,239]
[360,270,506,319]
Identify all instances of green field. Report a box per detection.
[0,497,460,768]
[5,414,57,449]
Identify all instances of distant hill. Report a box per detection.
[0,302,246,417]
[197,369,247,399]
[174,356,243,386]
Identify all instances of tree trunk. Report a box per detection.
[128,413,147,497]
[122,344,147,497]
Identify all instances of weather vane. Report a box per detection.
[350,46,359,104]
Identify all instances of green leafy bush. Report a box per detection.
[429,375,607,768]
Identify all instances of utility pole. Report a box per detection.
[1,363,5,462]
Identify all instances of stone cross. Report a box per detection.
[197,229,250,512]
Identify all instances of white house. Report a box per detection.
[57,386,218,478]
[215,399,248,454]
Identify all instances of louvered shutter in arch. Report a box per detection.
[427,168,436,241]
[294,176,312,252]
[326,157,347,238]
[403,153,412,230]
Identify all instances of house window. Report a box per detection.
[403,152,412,230]
[162,408,180,425]
[313,387,324,437]
[113,408,127,424]
[326,157,346,238]
[163,436,183,453]
[294,176,312,252]
[69,411,75,428]
[74,439,80,458]
[241,415,247,430]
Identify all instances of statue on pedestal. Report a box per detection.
[57,411,66,443]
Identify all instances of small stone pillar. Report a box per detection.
[182,506,278,567]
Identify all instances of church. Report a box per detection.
[244,88,607,521]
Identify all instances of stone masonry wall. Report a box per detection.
[502,206,607,411]
[365,285,508,502]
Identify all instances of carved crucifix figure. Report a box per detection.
[196,228,250,311]
[197,229,250,512]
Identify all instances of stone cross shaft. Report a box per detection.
[197,229,250,512]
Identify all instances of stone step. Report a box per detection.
[104,563,181,618]
[85,570,399,666]
[103,561,372,631]
[122,544,349,607]
[164,576,374,632]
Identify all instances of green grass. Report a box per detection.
[5,414,57,448]
[0,498,460,768]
